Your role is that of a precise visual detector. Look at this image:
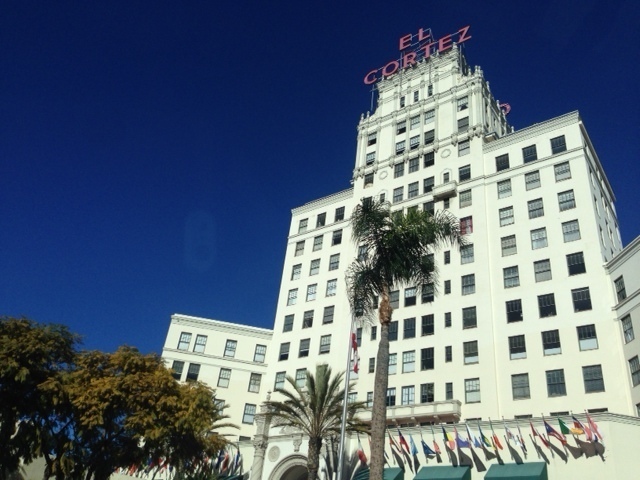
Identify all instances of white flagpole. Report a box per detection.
[336,313,356,480]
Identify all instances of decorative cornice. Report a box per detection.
[171,314,273,338]
[291,188,354,215]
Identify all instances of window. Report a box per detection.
[287,289,298,306]
[445,346,452,362]
[420,383,435,403]
[629,356,640,386]
[457,245,474,266]
[332,229,342,245]
[445,312,452,328]
[503,266,520,288]
[577,325,598,351]
[497,179,512,198]
[309,259,320,276]
[364,173,374,186]
[254,344,267,363]
[425,108,435,123]
[366,152,375,166]
[546,369,566,397]
[389,321,398,341]
[388,353,397,374]
[390,291,400,309]
[528,198,544,219]
[366,392,373,407]
[306,284,317,301]
[295,241,305,256]
[279,343,290,361]
[463,307,477,329]
[423,176,434,194]
[243,404,256,424]
[444,280,451,294]
[274,372,286,390]
[501,235,517,256]
[410,115,421,130]
[460,216,473,234]
[386,387,396,407]
[193,335,207,353]
[421,314,434,336]
[531,228,548,250]
[542,330,561,355]
[499,206,514,226]
[562,220,581,242]
[615,276,627,302]
[536,295,557,320]
[403,351,416,373]
[496,154,510,172]
[422,283,434,303]
[458,139,470,156]
[509,335,526,360]
[367,132,377,147]
[326,279,337,297]
[410,136,420,150]
[506,300,523,323]
[413,90,419,102]
[465,378,480,403]
[295,368,307,387]
[298,218,308,233]
[558,190,576,211]
[522,145,537,163]
[446,382,453,400]
[458,117,469,133]
[512,374,530,399]
[291,264,302,280]
[525,171,541,190]
[316,213,326,228]
[313,235,323,251]
[459,189,472,208]
[457,96,468,111]
[177,332,192,350]
[322,306,335,324]
[218,368,231,388]
[459,166,471,184]
[394,162,405,179]
[583,365,605,393]
[572,287,592,312]
[335,206,345,222]
[534,259,552,282]
[224,340,237,358]
[421,347,434,370]
[622,315,635,343]
[554,162,571,181]
[409,156,419,173]
[248,373,262,393]
[551,135,567,154]
[444,250,450,264]
[397,120,406,134]
[170,360,184,380]
[319,335,331,354]
[408,182,419,199]
[302,311,313,329]
[461,274,475,295]
[401,386,415,405]
[393,187,403,203]
[396,141,406,155]
[371,326,377,340]
[464,341,479,364]
[424,129,435,145]
[368,358,375,373]
[329,254,340,271]
[404,317,416,338]
[423,151,434,168]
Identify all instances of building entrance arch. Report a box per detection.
[268,454,308,480]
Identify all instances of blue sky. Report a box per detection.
[2,1,639,353]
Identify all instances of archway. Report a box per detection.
[268,454,308,480]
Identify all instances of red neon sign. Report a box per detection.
[364,25,471,85]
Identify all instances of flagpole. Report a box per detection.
[336,313,356,480]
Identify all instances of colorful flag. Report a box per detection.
[558,418,571,435]
[421,438,436,456]
[455,427,470,448]
[504,421,522,448]
[544,419,567,444]
[466,424,481,448]
[530,422,550,448]
[515,421,528,454]
[489,420,503,450]
[478,422,492,448]
[357,435,368,465]
[442,426,456,450]
[586,412,604,443]
[397,428,411,454]
[409,435,419,456]
[430,425,442,455]
[351,327,360,374]
[571,416,587,436]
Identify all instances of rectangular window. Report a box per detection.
[509,335,527,360]
[371,326,377,340]
[506,299,523,323]
[248,373,262,393]
[287,289,298,306]
[558,190,576,211]
[410,115,421,130]
[295,241,305,256]
[546,369,566,397]
[554,162,571,181]
[329,254,340,271]
[254,344,267,363]
[525,171,541,190]
[367,132,377,146]
[224,340,237,358]
[522,145,537,163]
[458,117,469,133]
[368,358,375,373]
[309,259,320,276]
[423,176,434,194]
[461,274,475,295]
[316,213,326,228]
[425,109,435,123]
[243,404,257,424]
[386,387,396,407]
[366,152,375,166]
[393,187,404,203]
[460,216,473,234]
[326,279,337,297]
[295,368,307,387]
[388,353,397,375]
[531,228,548,250]
[302,310,313,328]
[583,365,605,393]
[446,382,453,400]
[332,229,343,245]
[177,332,192,351]
[404,317,416,338]
[421,283,434,304]
[409,156,419,173]
[458,139,470,156]
[366,392,373,407]
[512,374,530,399]
[572,287,592,312]
[396,141,406,155]
[622,315,635,343]
[423,151,435,168]
[364,173,374,186]
[335,206,345,222]
[313,235,323,251]
[283,314,294,332]
[538,293,557,317]
[421,347,434,370]
[217,368,231,388]
[401,386,415,405]
[562,220,581,242]
[403,351,416,373]
[528,198,544,219]
[193,335,207,353]
[497,179,512,198]
[319,335,331,354]
[503,266,520,288]
[291,263,301,280]
[422,314,434,336]
[457,96,468,111]
[445,346,452,362]
[615,276,627,302]
[306,284,317,301]
[410,136,420,150]
[397,121,406,134]
[459,189,472,208]
[551,135,567,154]
[323,306,335,324]
[465,378,480,403]
[186,363,200,382]
[534,259,552,282]
[463,307,477,329]
[629,356,640,386]
[499,206,514,226]
[542,330,561,355]
[464,341,479,364]
[501,235,517,256]
[298,218,308,233]
[390,291,400,309]
[460,244,474,264]
[389,321,398,341]
[444,280,451,294]
[424,129,435,145]
[171,360,184,380]
[421,383,435,403]
[577,324,598,351]
[495,154,510,173]
[274,372,286,390]
[445,312,452,328]
[279,342,290,361]
[408,182,419,199]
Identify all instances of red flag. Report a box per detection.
[586,412,603,442]
[531,422,550,448]
[397,428,411,454]
[544,420,567,444]
[357,437,368,465]
[351,329,360,373]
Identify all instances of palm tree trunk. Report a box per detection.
[369,289,392,480]
[307,437,322,480]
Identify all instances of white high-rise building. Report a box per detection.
[161,37,640,480]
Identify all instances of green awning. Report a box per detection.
[484,462,548,480]
[414,465,471,480]
[352,467,404,480]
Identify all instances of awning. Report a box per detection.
[484,462,548,480]
[352,467,404,480]
[413,465,471,480]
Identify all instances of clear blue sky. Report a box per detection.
[2,1,639,354]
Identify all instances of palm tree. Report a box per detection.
[346,200,464,480]
[265,364,367,480]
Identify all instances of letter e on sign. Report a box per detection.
[399,33,412,50]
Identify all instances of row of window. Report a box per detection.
[176,333,267,363]
[294,230,342,256]
[278,334,332,361]
[495,135,567,174]
[298,207,345,233]
[282,306,335,332]
[290,254,340,280]
[287,280,338,305]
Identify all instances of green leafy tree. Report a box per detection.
[346,200,464,480]
[265,364,366,480]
